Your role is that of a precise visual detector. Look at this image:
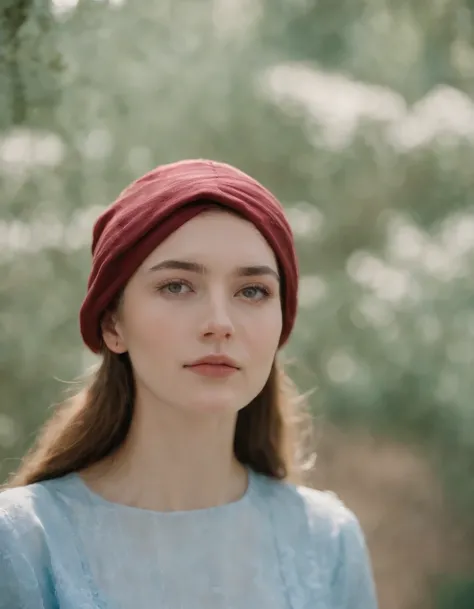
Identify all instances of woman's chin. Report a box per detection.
[181,394,247,416]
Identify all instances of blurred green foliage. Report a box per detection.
[435,575,474,608]
[1,0,474,602]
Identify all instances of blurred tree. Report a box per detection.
[0,0,61,127]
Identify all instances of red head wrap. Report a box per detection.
[80,159,299,353]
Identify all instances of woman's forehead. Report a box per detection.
[142,210,278,270]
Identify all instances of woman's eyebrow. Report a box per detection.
[147,259,280,282]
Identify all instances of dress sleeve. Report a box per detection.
[329,510,379,609]
[0,507,57,609]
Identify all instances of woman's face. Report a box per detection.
[104,209,283,416]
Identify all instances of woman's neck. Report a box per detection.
[79,397,248,512]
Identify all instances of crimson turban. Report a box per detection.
[79,159,299,353]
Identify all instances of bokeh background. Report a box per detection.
[2,1,474,607]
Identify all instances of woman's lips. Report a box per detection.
[185,363,238,378]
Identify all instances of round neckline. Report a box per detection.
[66,467,256,516]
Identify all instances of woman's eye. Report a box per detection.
[239,285,270,300]
[159,281,191,295]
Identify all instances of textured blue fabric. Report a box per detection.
[0,469,378,609]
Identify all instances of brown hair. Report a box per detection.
[5,348,312,489]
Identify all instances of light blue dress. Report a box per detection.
[0,468,378,609]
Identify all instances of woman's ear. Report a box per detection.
[101,310,127,354]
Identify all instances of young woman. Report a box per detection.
[0,159,378,609]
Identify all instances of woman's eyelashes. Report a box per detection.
[154,279,273,301]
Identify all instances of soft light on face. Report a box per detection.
[104,209,283,417]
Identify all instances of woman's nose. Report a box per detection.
[199,299,235,341]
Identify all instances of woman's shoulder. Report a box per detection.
[0,476,74,538]
[0,483,49,549]
[253,471,359,539]
[253,473,378,608]
[0,480,76,608]
[1,478,58,511]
